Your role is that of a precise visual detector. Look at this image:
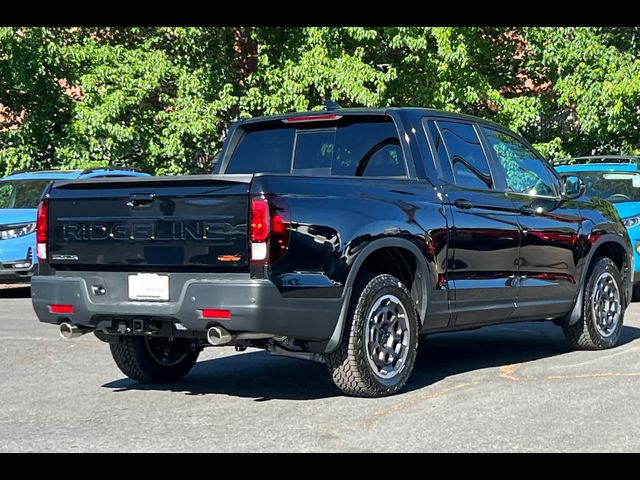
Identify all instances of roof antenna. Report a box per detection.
[323,99,342,111]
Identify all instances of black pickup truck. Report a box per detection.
[31,108,633,397]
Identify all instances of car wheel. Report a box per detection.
[563,257,625,350]
[325,273,418,397]
[110,336,200,383]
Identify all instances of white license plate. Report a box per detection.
[128,273,169,301]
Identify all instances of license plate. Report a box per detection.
[128,273,169,301]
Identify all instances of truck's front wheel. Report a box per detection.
[110,336,199,383]
[325,273,418,397]
[563,256,625,350]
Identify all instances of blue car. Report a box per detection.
[0,167,149,283]
[554,155,640,296]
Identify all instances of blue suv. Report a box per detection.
[554,156,640,297]
[0,167,149,283]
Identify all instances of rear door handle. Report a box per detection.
[454,199,474,210]
[519,205,535,215]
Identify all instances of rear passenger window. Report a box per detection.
[225,117,407,178]
[437,121,493,190]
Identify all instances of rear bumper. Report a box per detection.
[31,272,342,342]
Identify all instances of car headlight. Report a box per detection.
[0,222,36,240]
[622,215,640,228]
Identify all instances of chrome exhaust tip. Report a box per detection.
[206,326,233,346]
[59,322,92,340]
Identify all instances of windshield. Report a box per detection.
[571,171,640,203]
[0,180,51,209]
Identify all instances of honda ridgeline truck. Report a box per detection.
[31,108,633,397]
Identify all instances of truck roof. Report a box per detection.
[556,164,639,173]
[237,107,508,130]
[553,155,640,173]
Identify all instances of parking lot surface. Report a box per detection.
[1,285,639,452]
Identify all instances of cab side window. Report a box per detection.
[424,120,454,182]
[483,127,556,197]
[437,121,493,190]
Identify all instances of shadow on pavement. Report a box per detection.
[0,285,31,298]
[105,350,338,401]
[407,322,640,392]
[103,321,640,401]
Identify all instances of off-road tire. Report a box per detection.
[325,273,419,397]
[110,336,199,383]
[563,257,625,350]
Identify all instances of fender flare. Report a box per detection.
[323,237,431,352]
[566,234,632,325]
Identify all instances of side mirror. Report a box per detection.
[562,175,586,200]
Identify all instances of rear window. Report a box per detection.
[224,116,407,178]
[225,128,295,174]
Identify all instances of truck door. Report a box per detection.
[480,126,582,320]
[424,119,520,327]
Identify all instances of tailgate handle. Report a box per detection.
[127,193,155,208]
[454,199,474,210]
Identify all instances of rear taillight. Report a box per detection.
[36,200,48,261]
[249,195,290,266]
[250,198,269,243]
[269,198,290,264]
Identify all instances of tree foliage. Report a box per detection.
[2,27,640,176]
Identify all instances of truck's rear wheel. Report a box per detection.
[110,336,199,383]
[563,257,625,350]
[325,273,418,397]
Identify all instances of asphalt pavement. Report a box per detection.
[1,284,639,452]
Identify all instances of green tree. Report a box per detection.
[3,27,640,176]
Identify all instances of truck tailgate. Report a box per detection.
[46,175,251,271]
